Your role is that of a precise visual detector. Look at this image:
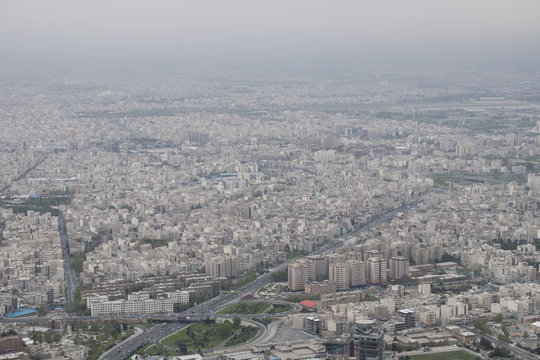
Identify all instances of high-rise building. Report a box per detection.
[328,254,344,266]
[330,262,350,291]
[528,174,540,195]
[205,254,238,278]
[288,262,308,291]
[364,249,383,261]
[307,255,329,281]
[350,320,384,360]
[348,259,366,287]
[46,288,54,305]
[288,259,316,291]
[389,257,409,280]
[367,258,386,284]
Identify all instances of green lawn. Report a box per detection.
[161,322,230,353]
[217,301,272,314]
[136,344,180,357]
[224,326,259,347]
[410,350,478,360]
[267,303,294,314]
[161,321,258,354]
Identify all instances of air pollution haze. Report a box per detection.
[1,1,540,359]
[1,0,540,69]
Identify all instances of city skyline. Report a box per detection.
[0,1,539,360]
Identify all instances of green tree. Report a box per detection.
[270,268,288,282]
[0,329,17,337]
[489,347,510,358]
[178,342,187,354]
[218,321,233,338]
[30,332,43,343]
[52,331,62,343]
[498,333,511,344]
[43,330,53,343]
[480,337,493,350]
[474,317,492,335]
[232,316,241,329]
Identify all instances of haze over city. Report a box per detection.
[2,0,540,66]
[0,2,539,360]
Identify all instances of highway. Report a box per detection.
[97,290,268,360]
[101,322,189,360]
[0,155,47,194]
[58,211,79,303]
[466,327,539,360]
[348,190,435,237]
[286,189,437,261]
[200,319,266,356]
[99,326,146,360]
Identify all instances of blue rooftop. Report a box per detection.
[6,308,36,318]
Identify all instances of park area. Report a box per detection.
[267,303,294,314]
[160,320,258,354]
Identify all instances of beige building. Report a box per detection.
[419,308,437,326]
[288,259,315,291]
[367,257,386,284]
[306,255,329,281]
[348,259,366,287]
[364,249,384,261]
[305,280,337,295]
[205,254,238,278]
[329,262,350,290]
[389,256,409,280]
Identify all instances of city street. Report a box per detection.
[58,212,79,304]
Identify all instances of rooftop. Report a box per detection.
[299,300,317,309]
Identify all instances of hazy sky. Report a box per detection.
[2,0,540,67]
